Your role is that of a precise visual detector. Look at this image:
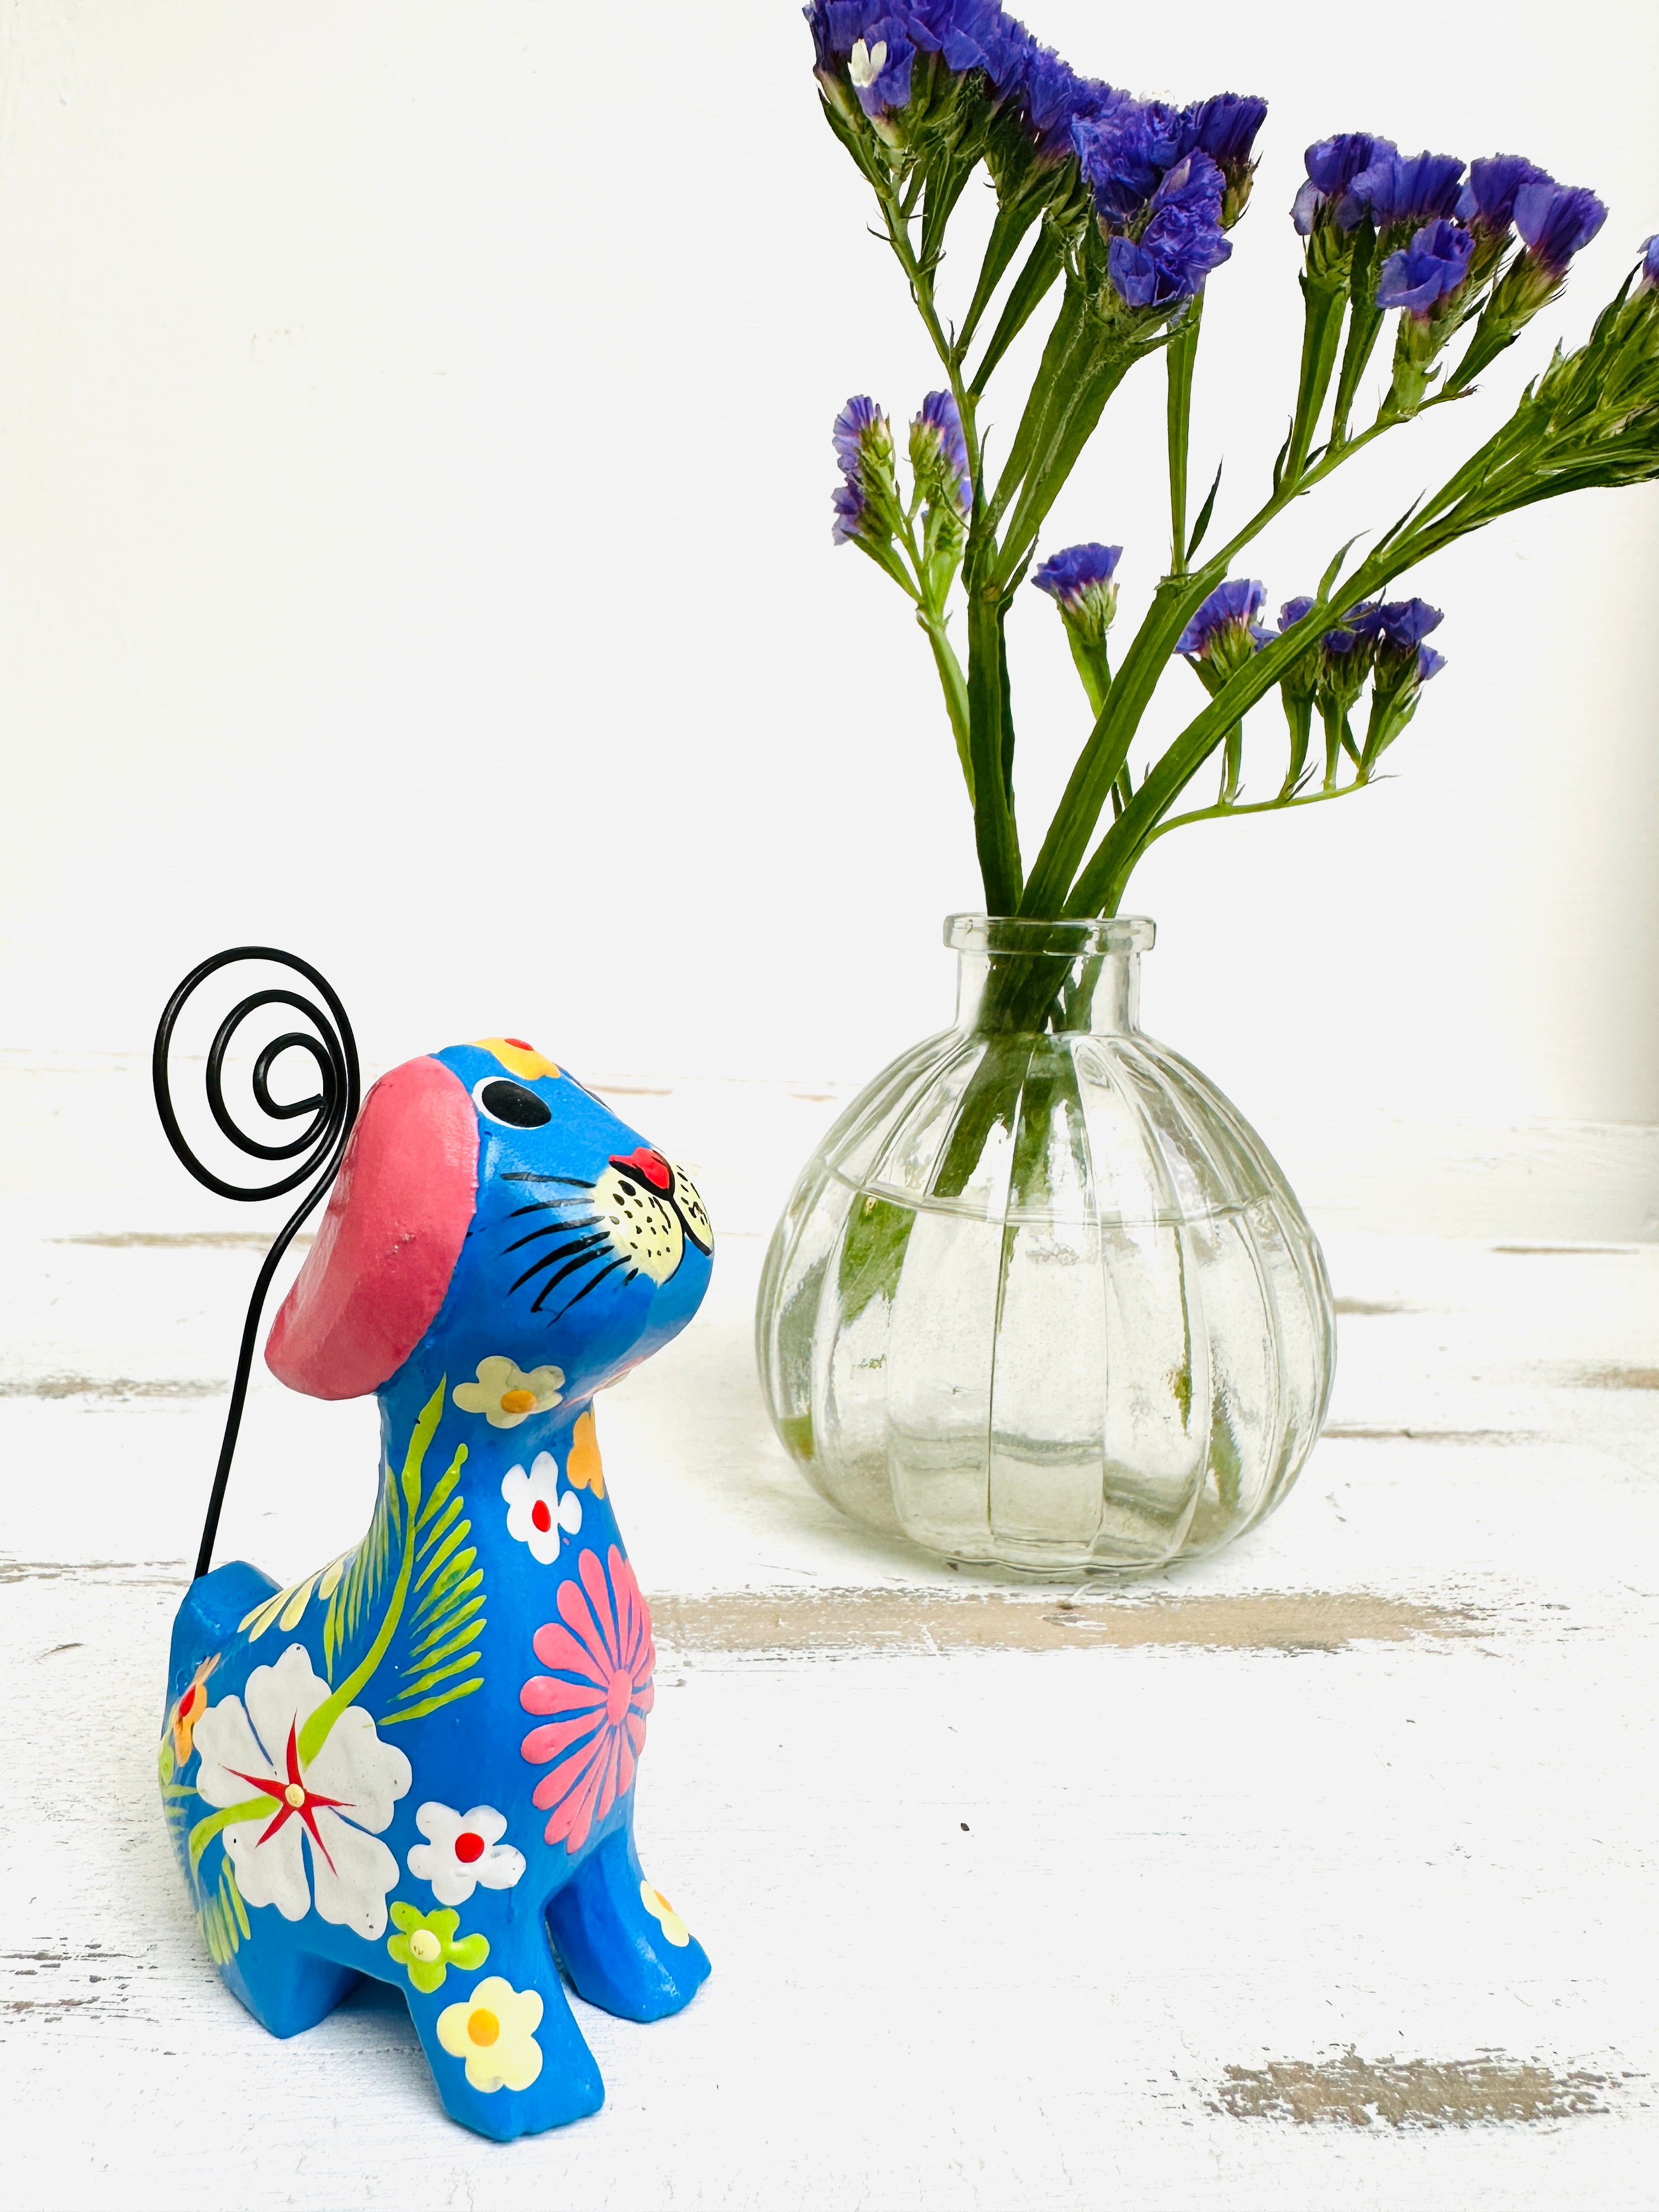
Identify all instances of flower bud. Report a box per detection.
[830,394,902,548]
[1174,577,1270,679]
[909,389,972,521]
[1032,542,1122,647]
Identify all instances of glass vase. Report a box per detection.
[756,916,1335,1578]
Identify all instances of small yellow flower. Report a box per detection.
[453,1356,565,1430]
[566,1408,605,1499]
[436,1974,544,2092]
[639,1879,691,1948]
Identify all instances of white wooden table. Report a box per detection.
[3,1057,1656,2209]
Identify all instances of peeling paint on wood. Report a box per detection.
[1210,2051,1622,2129]
[1322,1425,1535,1444]
[1331,1297,1425,1315]
[50,1230,314,1249]
[0,1375,224,1400]
[649,1588,1484,1658]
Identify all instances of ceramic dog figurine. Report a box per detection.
[157,1038,713,2141]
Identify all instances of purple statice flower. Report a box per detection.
[846,20,917,119]
[1183,92,1267,223]
[1373,598,1444,686]
[1457,155,1547,241]
[1323,599,1384,657]
[1184,93,1267,172]
[911,388,972,516]
[1072,97,1189,224]
[1175,576,1267,660]
[815,1,1025,83]
[1376,218,1475,317]
[1414,645,1447,684]
[833,393,886,478]
[1032,542,1123,639]
[809,1,1026,119]
[831,479,867,546]
[1348,149,1466,238]
[1292,132,1396,235]
[1377,597,1444,651]
[1279,595,1316,631]
[1642,235,1659,290]
[1107,153,1231,309]
[831,394,896,546]
[1513,177,1606,276]
[1022,47,1122,161]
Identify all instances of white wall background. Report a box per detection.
[1,0,1656,1127]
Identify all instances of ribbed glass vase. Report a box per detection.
[756,916,1335,1577]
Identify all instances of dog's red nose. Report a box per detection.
[612,1146,672,1192]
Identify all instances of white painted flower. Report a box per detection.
[501,1452,582,1563]
[453,1355,565,1429]
[407,1802,526,1907]
[191,1644,410,1940]
[436,1974,543,2092]
[640,1878,691,1948]
[848,36,888,88]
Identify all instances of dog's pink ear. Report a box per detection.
[266,1056,477,1400]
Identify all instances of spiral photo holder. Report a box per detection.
[151,946,360,1578]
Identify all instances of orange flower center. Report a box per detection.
[467,2008,500,2046]
[500,1389,537,1414]
[605,1677,631,1725]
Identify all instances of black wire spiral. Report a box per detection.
[153,947,361,1581]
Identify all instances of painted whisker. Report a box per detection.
[544,1257,629,1326]
[529,1246,614,1314]
[503,1219,601,1254]
[510,1233,611,1297]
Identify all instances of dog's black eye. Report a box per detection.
[473,1077,552,1129]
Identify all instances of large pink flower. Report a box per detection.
[519,1545,655,1852]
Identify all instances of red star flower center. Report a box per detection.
[227,1720,350,1869]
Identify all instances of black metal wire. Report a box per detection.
[152,947,360,1581]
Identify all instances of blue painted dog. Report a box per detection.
[159,1037,713,2140]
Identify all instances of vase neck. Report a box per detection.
[946,914,1154,1038]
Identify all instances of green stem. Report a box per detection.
[1329,228,1382,447]
[992,341,1140,590]
[1146,778,1371,845]
[923,612,974,797]
[957,199,1041,360]
[1280,693,1314,795]
[1017,566,1223,917]
[968,223,1066,396]
[1166,293,1204,575]
[1280,275,1350,488]
[966,587,1023,910]
[1065,628,1110,718]
[1068,600,1341,913]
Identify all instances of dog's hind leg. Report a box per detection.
[219,1940,364,2040]
[545,1814,710,2023]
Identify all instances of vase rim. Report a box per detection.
[944,913,1156,957]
